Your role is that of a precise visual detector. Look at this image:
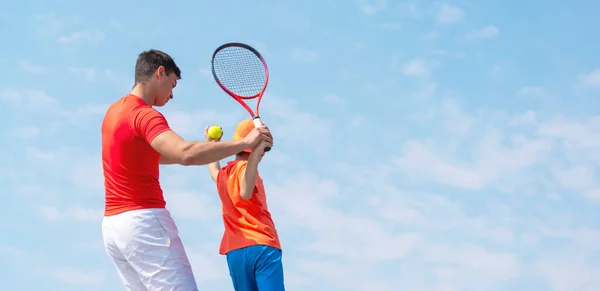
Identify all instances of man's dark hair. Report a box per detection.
[134,49,181,85]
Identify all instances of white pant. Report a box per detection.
[102,208,198,291]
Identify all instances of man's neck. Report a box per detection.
[130,83,155,106]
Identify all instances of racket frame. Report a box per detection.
[211,42,272,151]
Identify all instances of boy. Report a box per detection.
[205,119,285,291]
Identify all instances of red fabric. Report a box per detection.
[101,94,171,216]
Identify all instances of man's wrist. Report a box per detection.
[233,139,250,152]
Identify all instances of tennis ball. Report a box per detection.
[208,125,223,139]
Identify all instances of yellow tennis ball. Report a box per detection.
[208,125,223,139]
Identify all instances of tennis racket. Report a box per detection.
[211,42,271,152]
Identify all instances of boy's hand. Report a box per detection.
[204,125,222,142]
[251,140,272,157]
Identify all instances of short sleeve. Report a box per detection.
[226,162,247,197]
[132,108,171,143]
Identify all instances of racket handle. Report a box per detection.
[253,116,271,152]
[252,116,264,128]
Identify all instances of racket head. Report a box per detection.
[211,42,269,101]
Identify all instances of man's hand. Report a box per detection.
[204,125,222,142]
[241,126,273,149]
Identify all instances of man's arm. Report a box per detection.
[134,108,271,166]
[151,130,249,166]
[159,155,177,165]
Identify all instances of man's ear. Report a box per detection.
[156,66,165,79]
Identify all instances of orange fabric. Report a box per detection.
[101,94,171,216]
[233,119,255,153]
[216,160,281,255]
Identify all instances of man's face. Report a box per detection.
[153,66,178,107]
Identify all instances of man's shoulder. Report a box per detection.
[132,104,165,121]
[113,97,166,123]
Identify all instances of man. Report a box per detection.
[101,49,274,291]
[205,119,285,291]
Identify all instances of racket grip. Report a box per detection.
[253,116,272,152]
[252,116,264,128]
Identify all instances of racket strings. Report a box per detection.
[213,46,267,98]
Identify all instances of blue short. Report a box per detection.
[226,245,285,291]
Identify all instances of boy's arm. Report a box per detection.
[239,154,261,200]
[203,125,222,182]
[208,161,221,182]
[239,141,270,200]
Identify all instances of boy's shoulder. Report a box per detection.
[217,160,247,183]
[219,160,247,173]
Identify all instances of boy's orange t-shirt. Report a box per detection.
[216,160,281,255]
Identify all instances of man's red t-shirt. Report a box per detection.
[101,94,171,216]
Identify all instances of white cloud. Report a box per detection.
[69,67,96,81]
[394,140,487,190]
[377,21,402,31]
[1,88,57,108]
[431,49,467,58]
[290,48,319,62]
[19,60,52,74]
[401,58,439,78]
[409,82,438,99]
[166,190,221,222]
[198,68,211,79]
[109,20,121,29]
[421,31,438,40]
[393,101,577,193]
[534,255,600,291]
[0,245,29,262]
[435,4,464,24]
[578,68,600,87]
[48,266,107,286]
[14,126,41,138]
[31,12,70,37]
[466,25,500,40]
[186,246,230,284]
[323,93,343,105]
[440,99,475,135]
[261,94,333,150]
[423,243,522,280]
[57,31,105,44]
[38,204,103,223]
[68,153,103,191]
[517,85,549,98]
[357,0,387,15]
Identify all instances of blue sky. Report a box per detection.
[2,0,600,290]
